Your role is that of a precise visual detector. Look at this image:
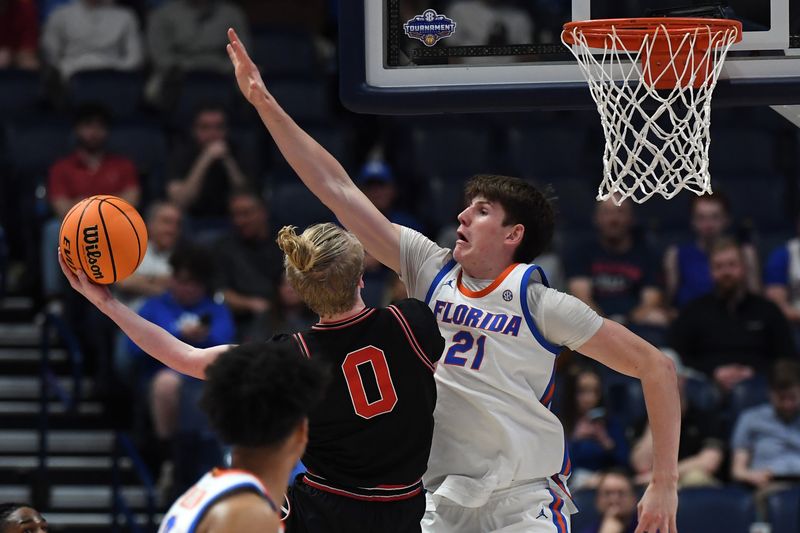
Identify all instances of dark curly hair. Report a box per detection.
[0,503,40,531]
[200,340,329,448]
[464,175,555,263]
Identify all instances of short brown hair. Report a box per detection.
[464,175,555,262]
[709,237,741,259]
[769,359,800,391]
[690,191,730,215]
[276,224,364,316]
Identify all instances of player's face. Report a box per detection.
[771,385,800,422]
[4,507,48,533]
[454,196,516,275]
[691,200,728,240]
[710,247,745,293]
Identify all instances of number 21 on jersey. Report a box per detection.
[444,331,487,370]
[341,346,398,419]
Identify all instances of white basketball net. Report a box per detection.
[562,22,740,204]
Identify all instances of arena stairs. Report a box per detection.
[0,296,162,532]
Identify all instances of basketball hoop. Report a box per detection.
[562,18,742,204]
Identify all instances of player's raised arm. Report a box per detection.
[58,251,229,379]
[577,319,680,533]
[225,28,401,273]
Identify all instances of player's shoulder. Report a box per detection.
[197,491,279,533]
[388,298,438,326]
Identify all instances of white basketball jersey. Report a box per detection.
[423,261,573,508]
[158,468,281,533]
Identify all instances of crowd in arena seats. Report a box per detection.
[0,0,799,523]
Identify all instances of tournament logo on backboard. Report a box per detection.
[403,9,456,47]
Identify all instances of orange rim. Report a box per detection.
[562,17,742,50]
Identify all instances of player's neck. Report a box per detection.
[230,447,293,504]
[318,297,367,323]
[460,260,514,281]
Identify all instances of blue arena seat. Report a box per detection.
[768,487,800,533]
[269,182,335,230]
[172,71,239,126]
[721,176,789,232]
[709,128,778,175]
[266,78,330,123]
[250,28,319,76]
[107,122,168,202]
[265,124,353,183]
[507,126,589,178]
[730,376,769,416]
[5,119,74,182]
[0,70,44,120]
[570,489,599,533]
[677,487,755,533]
[406,125,494,181]
[67,70,145,118]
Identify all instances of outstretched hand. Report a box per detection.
[226,28,271,107]
[58,248,113,310]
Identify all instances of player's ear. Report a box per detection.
[290,418,309,457]
[505,224,524,246]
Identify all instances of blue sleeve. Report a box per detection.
[764,246,790,286]
[730,410,755,452]
[206,303,236,346]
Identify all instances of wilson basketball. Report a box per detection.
[59,195,148,285]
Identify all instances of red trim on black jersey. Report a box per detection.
[387,305,435,372]
[312,308,376,330]
[293,333,311,358]
[302,472,423,502]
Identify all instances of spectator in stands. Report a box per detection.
[145,0,249,104]
[133,245,234,490]
[166,104,253,223]
[357,160,423,232]
[214,191,283,338]
[630,351,724,487]
[578,469,639,533]
[0,0,40,70]
[566,199,669,327]
[0,502,48,533]
[731,359,800,517]
[242,273,315,342]
[664,192,760,308]
[41,0,143,80]
[116,201,183,311]
[559,366,630,489]
[42,103,140,301]
[669,239,795,394]
[764,220,800,345]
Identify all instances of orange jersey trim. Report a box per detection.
[456,263,520,298]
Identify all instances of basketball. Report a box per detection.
[58,195,148,285]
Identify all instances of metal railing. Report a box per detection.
[112,432,157,533]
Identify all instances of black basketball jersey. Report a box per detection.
[284,299,443,492]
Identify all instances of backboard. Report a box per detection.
[339,1,800,114]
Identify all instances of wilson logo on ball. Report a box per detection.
[82,225,104,280]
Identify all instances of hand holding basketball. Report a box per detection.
[58,195,148,285]
[226,27,271,107]
[58,248,113,310]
